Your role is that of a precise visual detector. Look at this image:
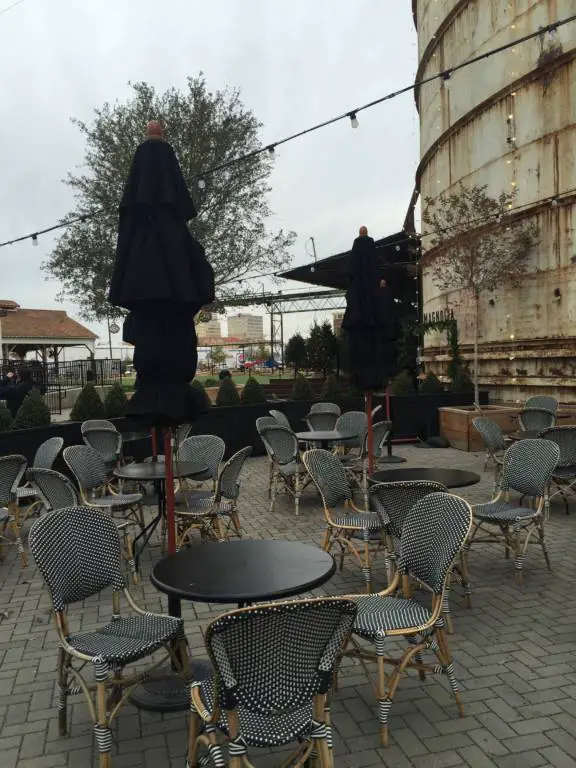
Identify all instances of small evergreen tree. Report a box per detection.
[420,372,444,394]
[390,370,416,396]
[12,389,51,429]
[284,333,307,376]
[241,376,266,405]
[104,382,128,418]
[0,404,13,432]
[191,379,212,409]
[70,382,105,421]
[291,373,313,401]
[306,321,338,377]
[320,373,342,401]
[451,368,475,394]
[216,376,241,406]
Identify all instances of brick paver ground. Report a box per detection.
[1,444,576,767]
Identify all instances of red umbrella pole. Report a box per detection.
[366,391,374,476]
[164,428,177,554]
[151,427,158,461]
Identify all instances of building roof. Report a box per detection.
[1,308,97,341]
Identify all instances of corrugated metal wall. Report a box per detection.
[414,0,576,402]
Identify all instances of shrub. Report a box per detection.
[218,369,232,381]
[291,374,313,401]
[420,372,444,394]
[12,389,51,429]
[70,382,105,421]
[390,370,416,395]
[0,404,13,432]
[104,382,128,418]
[204,377,218,387]
[241,376,266,405]
[320,374,342,401]
[451,368,474,394]
[191,379,212,409]
[215,376,240,406]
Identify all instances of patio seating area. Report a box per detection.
[1,435,576,767]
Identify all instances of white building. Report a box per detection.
[196,318,223,342]
[332,312,344,337]
[227,313,264,341]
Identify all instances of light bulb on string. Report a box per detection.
[32,234,38,247]
[198,179,206,190]
[348,112,359,129]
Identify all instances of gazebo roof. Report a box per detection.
[1,307,96,346]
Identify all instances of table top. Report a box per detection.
[295,430,356,442]
[120,431,151,443]
[370,467,481,489]
[509,430,541,441]
[151,539,336,604]
[114,461,207,481]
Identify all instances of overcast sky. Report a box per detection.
[0,0,419,348]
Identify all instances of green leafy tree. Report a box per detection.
[241,376,266,405]
[306,321,338,378]
[291,374,313,401]
[423,184,538,408]
[12,390,51,429]
[191,378,212,409]
[104,382,128,418]
[320,373,342,401]
[208,347,227,367]
[70,383,106,421]
[0,404,13,432]
[284,333,307,377]
[255,343,270,362]
[390,370,416,396]
[215,376,240,406]
[44,77,296,321]
[419,372,444,394]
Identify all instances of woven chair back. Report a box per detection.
[64,445,108,492]
[539,426,576,467]
[217,446,252,501]
[370,480,446,539]
[525,396,558,414]
[303,448,352,508]
[29,468,78,510]
[501,439,560,497]
[33,437,64,470]
[260,425,298,466]
[518,408,556,432]
[472,418,507,454]
[179,435,225,481]
[0,455,27,505]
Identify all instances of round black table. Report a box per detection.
[509,430,541,441]
[369,467,481,489]
[113,461,207,567]
[142,540,335,713]
[295,430,356,450]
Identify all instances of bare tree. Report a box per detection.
[422,184,538,408]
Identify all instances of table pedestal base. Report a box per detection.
[130,659,213,712]
[378,454,407,464]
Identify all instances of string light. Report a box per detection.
[32,234,38,247]
[1,13,574,250]
[197,179,206,190]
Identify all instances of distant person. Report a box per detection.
[0,371,15,388]
[0,369,34,418]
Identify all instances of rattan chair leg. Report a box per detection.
[513,524,524,585]
[536,520,552,571]
[362,531,372,593]
[294,473,301,517]
[269,469,278,513]
[187,709,201,768]
[435,626,464,717]
[95,680,112,768]
[57,648,69,736]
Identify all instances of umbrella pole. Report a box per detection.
[164,428,177,554]
[151,427,158,461]
[366,391,374,476]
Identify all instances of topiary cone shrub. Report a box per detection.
[216,376,240,406]
[12,389,51,429]
[0,404,13,432]
[291,374,313,401]
[320,373,342,401]
[191,379,212,409]
[390,370,416,395]
[70,382,105,421]
[241,376,266,405]
[451,368,474,394]
[420,372,444,394]
[104,382,128,418]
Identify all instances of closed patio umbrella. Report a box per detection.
[342,227,396,473]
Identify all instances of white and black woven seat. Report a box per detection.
[468,439,560,584]
[94,492,142,509]
[344,491,472,747]
[188,597,356,767]
[0,454,27,566]
[353,594,431,636]
[540,426,576,514]
[28,506,188,768]
[258,423,310,516]
[175,446,252,545]
[303,449,386,592]
[68,613,182,665]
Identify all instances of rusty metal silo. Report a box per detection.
[414,0,576,402]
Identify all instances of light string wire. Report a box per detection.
[0,14,574,251]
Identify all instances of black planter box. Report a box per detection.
[0,392,489,467]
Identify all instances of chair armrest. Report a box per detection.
[191,680,221,724]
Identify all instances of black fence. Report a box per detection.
[0,358,123,414]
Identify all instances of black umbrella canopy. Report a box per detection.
[108,122,215,427]
[341,229,397,392]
